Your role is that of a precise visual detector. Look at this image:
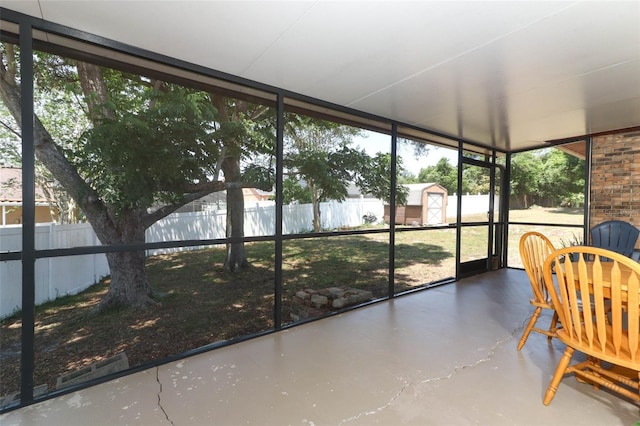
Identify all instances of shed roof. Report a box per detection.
[404,183,446,206]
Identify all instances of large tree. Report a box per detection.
[356,152,408,206]
[283,117,407,232]
[509,149,585,208]
[0,45,272,309]
[418,157,458,194]
[209,95,274,271]
[462,163,492,195]
[538,149,585,207]
[509,152,541,208]
[284,117,365,231]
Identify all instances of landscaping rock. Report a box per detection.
[290,286,373,321]
[0,384,47,409]
[310,294,329,307]
[56,352,129,390]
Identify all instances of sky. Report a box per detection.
[353,130,459,176]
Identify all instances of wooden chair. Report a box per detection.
[517,232,559,350]
[542,246,640,405]
[590,220,639,258]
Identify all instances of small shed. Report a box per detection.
[384,183,447,225]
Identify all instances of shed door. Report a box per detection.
[426,193,443,225]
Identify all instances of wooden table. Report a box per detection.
[569,260,636,302]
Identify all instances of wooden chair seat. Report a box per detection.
[557,326,640,369]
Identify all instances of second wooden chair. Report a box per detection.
[517,231,559,350]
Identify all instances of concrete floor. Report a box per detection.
[2,269,639,425]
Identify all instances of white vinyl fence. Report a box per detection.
[146,198,385,254]
[0,194,496,318]
[446,193,499,218]
[0,223,110,320]
[0,198,383,318]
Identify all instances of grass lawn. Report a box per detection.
[507,206,584,268]
[0,206,583,400]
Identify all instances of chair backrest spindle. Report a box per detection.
[520,232,556,304]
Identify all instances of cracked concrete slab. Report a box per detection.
[2,269,639,425]
[156,367,176,426]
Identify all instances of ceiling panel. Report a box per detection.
[241,1,567,102]
[37,1,315,75]
[1,0,639,152]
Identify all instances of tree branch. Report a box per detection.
[76,61,115,121]
[142,179,270,228]
[248,104,270,121]
[0,118,21,138]
[142,190,211,228]
[180,179,269,193]
[0,56,119,241]
[182,180,227,193]
[1,44,17,84]
[214,146,226,180]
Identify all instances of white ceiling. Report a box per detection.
[2,1,640,152]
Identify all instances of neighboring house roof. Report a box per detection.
[1,167,273,208]
[346,183,362,198]
[243,188,273,202]
[0,168,50,204]
[346,183,376,199]
[174,187,274,213]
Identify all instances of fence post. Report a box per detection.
[48,222,55,301]
[92,226,99,283]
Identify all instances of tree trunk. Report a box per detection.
[310,183,321,232]
[97,211,156,310]
[312,200,321,232]
[222,156,248,272]
[100,249,154,310]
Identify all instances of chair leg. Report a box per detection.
[547,311,559,342]
[518,307,542,351]
[543,346,574,405]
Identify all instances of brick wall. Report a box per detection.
[590,131,640,248]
